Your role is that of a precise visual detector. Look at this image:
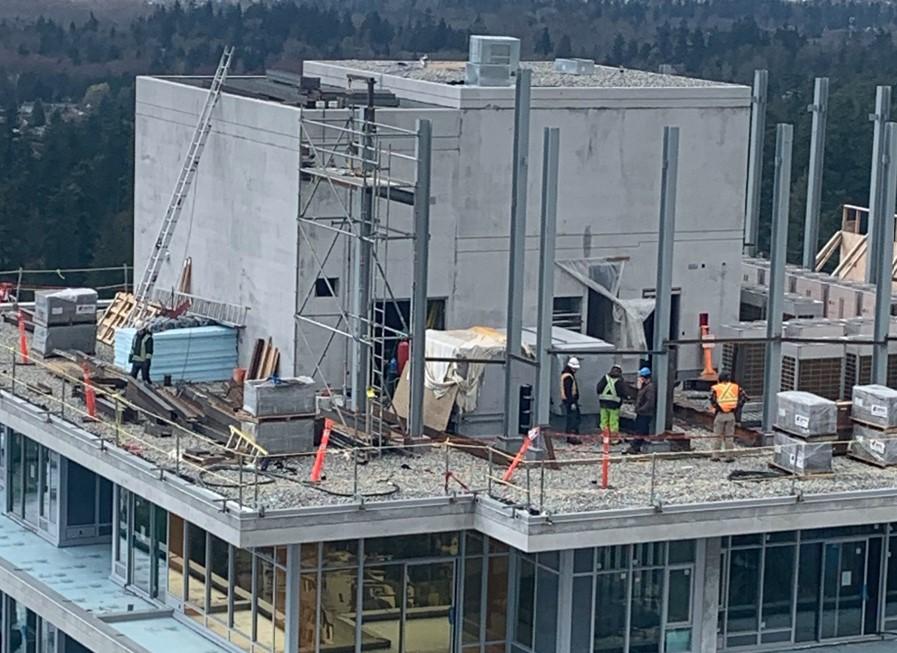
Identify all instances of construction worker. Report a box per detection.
[626,367,656,454]
[709,371,747,462]
[129,327,154,384]
[560,357,581,442]
[596,363,630,436]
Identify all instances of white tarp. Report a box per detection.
[555,258,653,351]
[424,327,505,413]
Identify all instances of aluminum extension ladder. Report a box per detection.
[129,46,235,326]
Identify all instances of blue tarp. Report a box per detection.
[114,326,238,383]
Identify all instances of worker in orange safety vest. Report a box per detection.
[709,371,747,462]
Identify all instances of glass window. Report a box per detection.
[668,568,692,624]
[322,540,357,568]
[629,568,663,652]
[208,535,229,621]
[462,557,483,644]
[571,575,593,652]
[360,564,403,653]
[319,567,357,651]
[574,548,594,574]
[634,542,665,568]
[98,477,113,527]
[405,562,454,653]
[538,551,559,570]
[153,504,168,598]
[300,543,318,569]
[466,531,484,556]
[486,554,508,643]
[596,545,628,571]
[167,513,185,602]
[22,437,39,526]
[132,495,152,593]
[274,565,287,652]
[40,451,57,525]
[668,540,695,564]
[186,523,207,614]
[66,462,97,527]
[298,572,317,653]
[796,542,821,642]
[762,545,795,632]
[232,548,253,639]
[534,567,559,652]
[365,532,459,562]
[116,488,129,567]
[515,558,535,647]
[594,571,627,653]
[726,547,760,640]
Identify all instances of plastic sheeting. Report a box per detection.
[555,258,653,351]
[114,326,238,383]
[424,327,505,414]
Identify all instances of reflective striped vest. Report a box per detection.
[712,382,740,413]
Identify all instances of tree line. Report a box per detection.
[3,0,897,270]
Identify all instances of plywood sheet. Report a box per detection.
[392,366,458,433]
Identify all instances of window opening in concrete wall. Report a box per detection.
[553,296,583,333]
[314,277,339,297]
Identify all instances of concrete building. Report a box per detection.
[133,57,751,390]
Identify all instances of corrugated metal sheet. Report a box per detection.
[114,326,238,382]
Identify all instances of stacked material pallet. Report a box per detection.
[240,377,317,453]
[772,391,836,475]
[33,288,97,357]
[849,385,897,466]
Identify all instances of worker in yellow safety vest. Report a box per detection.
[596,364,630,436]
[129,327,154,384]
[709,371,747,462]
[560,357,581,443]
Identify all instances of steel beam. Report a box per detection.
[762,124,793,433]
[744,70,768,256]
[802,77,829,269]
[653,127,679,435]
[535,128,560,427]
[873,122,897,384]
[866,86,891,284]
[502,68,532,442]
[409,119,433,439]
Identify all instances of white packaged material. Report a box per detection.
[773,431,832,474]
[852,385,897,428]
[774,391,837,437]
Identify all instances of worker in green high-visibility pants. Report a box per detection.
[595,364,630,438]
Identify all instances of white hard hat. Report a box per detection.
[568,357,581,370]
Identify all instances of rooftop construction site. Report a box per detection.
[4,38,897,528]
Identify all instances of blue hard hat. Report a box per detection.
[639,367,652,377]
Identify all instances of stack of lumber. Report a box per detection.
[247,338,280,379]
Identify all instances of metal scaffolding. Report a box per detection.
[293,94,432,445]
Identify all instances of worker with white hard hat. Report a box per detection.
[560,357,581,442]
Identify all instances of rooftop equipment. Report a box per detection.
[465,36,520,87]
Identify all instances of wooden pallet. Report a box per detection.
[768,461,833,479]
[851,416,897,434]
[96,292,161,345]
[847,450,895,469]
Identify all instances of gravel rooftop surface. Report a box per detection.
[318,60,738,89]
[3,319,897,516]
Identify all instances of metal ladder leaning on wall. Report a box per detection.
[129,46,235,326]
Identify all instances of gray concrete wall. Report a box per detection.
[135,76,748,383]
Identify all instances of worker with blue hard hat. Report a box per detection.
[626,366,656,454]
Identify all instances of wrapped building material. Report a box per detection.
[114,326,237,383]
[852,384,897,429]
[33,323,96,357]
[34,288,98,327]
[773,431,832,474]
[243,377,316,417]
[850,423,897,466]
[774,391,837,437]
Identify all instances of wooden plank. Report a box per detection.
[247,339,264,380]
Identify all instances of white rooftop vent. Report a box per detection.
[466,35,520,87]
[553,58,595,76]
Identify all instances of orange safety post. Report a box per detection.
[699,312,718,381]
[81,363,97,420]
[600,427,611,489]
[310,418,334,483]
[17,310,29,364]
[502,426,540,483]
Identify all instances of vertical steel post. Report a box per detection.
[802,77,829,269]
[502,68,532,443]
[867,86,892,284]
[535,127,560,427]
[409,119,432,440]
[873,122,897,383]
[744,70,768,256]
[762,124,794,433]
[653,127,679,435]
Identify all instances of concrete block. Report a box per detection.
[33,323,96,357]
[852,384,897,428]
[243,377,316,417]
[775,391,837,437]
[241,418,316,454]
[34,288,98,327]
[773,431,832,474]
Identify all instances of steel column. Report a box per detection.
[409,119,433,439]
[762,124,794,433]
[802,77,829,269]
[867,86,891,284]
[872,122,897,384]
[744,70,768,256]
[502,69,532,442]
[653,127,680,435]
[284,544,300,653]
[535,127,560,427]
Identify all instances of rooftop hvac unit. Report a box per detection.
[742,257,769,287]
[783,319,846,338]
[465,63,517,87]
[468,35,521,67]
[826,282,864,319]
[781,342,844,400]
[719,321,767,398]
[739,286,824,321]
[841,321,897,396]
[793,272,830,304]
[553,58,595,75]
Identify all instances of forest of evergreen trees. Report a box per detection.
[3,0,897,270]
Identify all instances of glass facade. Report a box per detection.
[113,487,168,598]
[719,524,893,649]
